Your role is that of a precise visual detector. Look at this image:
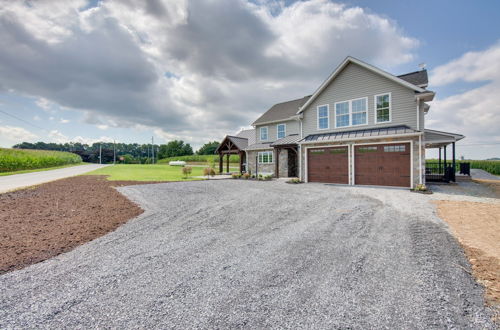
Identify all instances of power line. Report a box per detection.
[0,109,46,131]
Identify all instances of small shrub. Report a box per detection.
[242,173,250,180]
[181,166,192,178]
[287,178,303,184]
[414,184,427,191]
[231,173,241,179]
[264,175,272,181]
[209,168,216,177]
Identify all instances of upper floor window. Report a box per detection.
[277,123,286,139]
[335,97,367,128]
[317,105,329,130]
[260,126,268,140]
[375,93,391,123]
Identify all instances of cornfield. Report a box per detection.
[157,154,240,164]
[0,148,82,172]
[426,159,500,175]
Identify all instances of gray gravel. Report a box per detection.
[0,180,494,328]
[471,168,500,181]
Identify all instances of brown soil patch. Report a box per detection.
[0,175,161,274]
[434,200,500,317]
[473,179,500,197]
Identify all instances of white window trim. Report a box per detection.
[334,97,369,129]
[316,104,330,130]
[257,150,274,164]
[260,126,269,141]
[374,92,392,124]
[276,123,286,139]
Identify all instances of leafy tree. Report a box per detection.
[158,140,194,159]
[197,141,220,155]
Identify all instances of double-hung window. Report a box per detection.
[277,124,286,139]
[317,105,329,130]
[260,126,268,141]
[258,151,273,164]
[375,93,391,123]
[335,97,367,128]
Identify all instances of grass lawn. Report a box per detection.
[86,164,208,181]
[0,163,85,177]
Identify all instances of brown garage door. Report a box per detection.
[307,146,349,184]
[354,143,411,187]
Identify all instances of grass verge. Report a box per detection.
[85,164,207,181]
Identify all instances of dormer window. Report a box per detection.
[277,124,286,139]
[260,126,268,141]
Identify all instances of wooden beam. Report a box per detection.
[226,154,230,173]
[219,153,223,174]
[239,151,243,174]
[275,148,280,178]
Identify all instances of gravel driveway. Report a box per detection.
[0,181,494,328]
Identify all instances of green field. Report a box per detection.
[157,154,240,164]
[426,159,500,175]
[86,164,210,181]
[0,148,82,173]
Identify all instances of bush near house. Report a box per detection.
[426,159,500,175]
[0,148,82,172]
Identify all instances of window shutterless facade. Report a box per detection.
[258,151,273,164]
[317,105,329,130]
[277,123,286,139]
[260,126,268,141]
[334,97,367,128]
[375,93,391,123]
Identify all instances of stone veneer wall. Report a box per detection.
[299,135,423,188]
[246,150,275,176]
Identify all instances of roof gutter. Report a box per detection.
[252,115,302,127]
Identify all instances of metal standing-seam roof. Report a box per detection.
[301,125,419,143]
[270,134,301,146]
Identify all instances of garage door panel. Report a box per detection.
[354,143,410,187]
[308,147,349,184]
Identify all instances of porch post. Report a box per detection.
[438,147,441,173]
[226,154,229,173]
[219,153,223,174]
[444,145,447,168]
[239,151,243,174]
[452,142,456,182]
[275,148,280,178]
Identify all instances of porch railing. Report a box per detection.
[425,162,470,182]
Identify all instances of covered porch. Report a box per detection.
[215,135,247,174]
[424,129,468,182]
[271,134,301,178]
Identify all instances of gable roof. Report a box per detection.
[236,128,256,145]
[214,135,248,153]
[297,56,427,114]
[398,70,428,88]
[252,96,310,126]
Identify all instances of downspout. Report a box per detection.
[416,96,422,185]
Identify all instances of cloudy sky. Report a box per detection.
[0,0,499,159]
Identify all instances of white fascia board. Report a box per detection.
[297,56,426,114]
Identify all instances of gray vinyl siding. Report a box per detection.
[255,120,299,143]
[301,62,419,136]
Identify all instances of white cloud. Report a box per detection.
[48,129,113,144]
[0,125,38,145]
[96,124,108,130]
[0,0,420,144]
[33,115,41,121]
[429,42,500,145]
[59,118,70,124]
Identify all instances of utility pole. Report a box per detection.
[151,136,154,164]
[99,143,102,164]
[113,140,116,165]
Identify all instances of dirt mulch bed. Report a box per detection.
[434,200,500,319]
[0,175,163,274]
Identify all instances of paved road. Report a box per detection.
[0,164,109,193]
[0,181,494,328]
[471,168,500,181]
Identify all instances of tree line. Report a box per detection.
[13,140,221,164]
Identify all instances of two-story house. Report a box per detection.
[216,56,464,188]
